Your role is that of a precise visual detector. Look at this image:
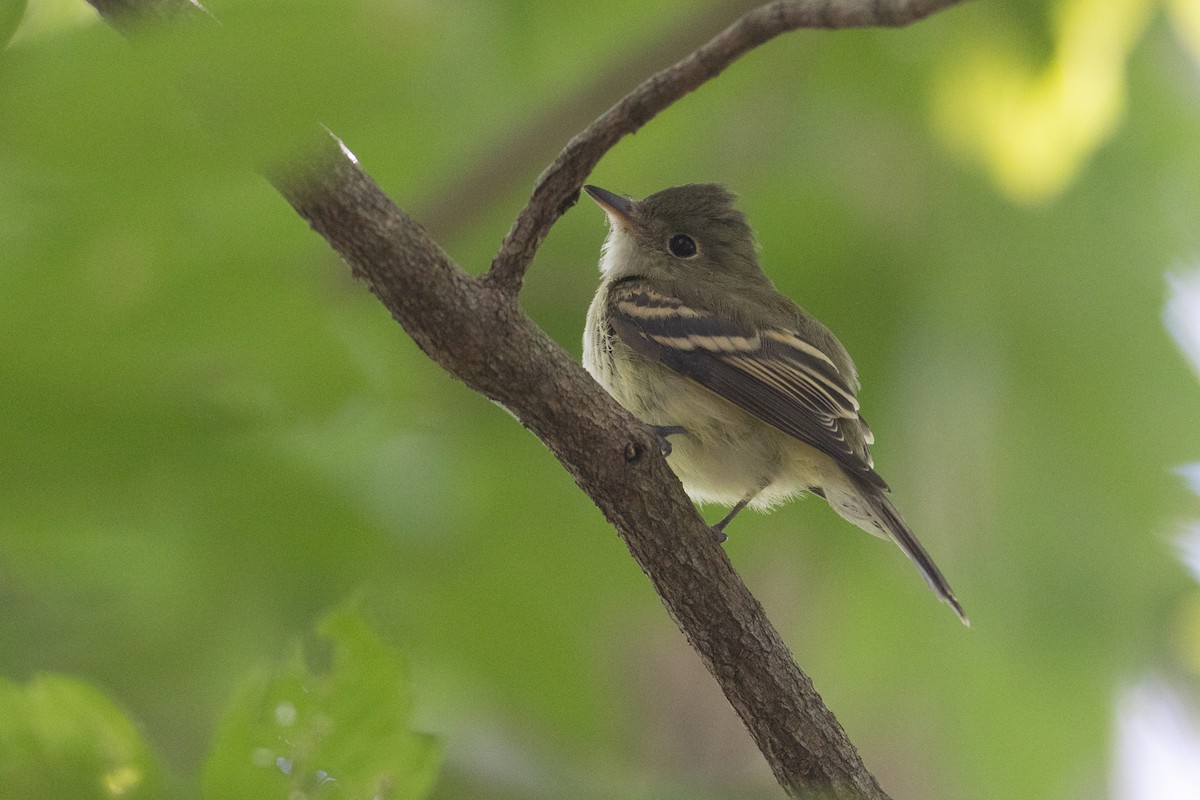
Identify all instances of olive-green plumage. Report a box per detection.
[582,183,966,624]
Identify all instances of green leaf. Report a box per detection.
[203,606,440,800]
[0,675,166,800]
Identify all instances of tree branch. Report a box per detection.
[273,137,892,800]
[85,1,966,797]
[486,0,967,293]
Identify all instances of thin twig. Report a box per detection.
[486,0,966,293]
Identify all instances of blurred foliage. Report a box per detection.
[0,0,25,50]
[0,675,166,800]
[2,0,1200,798]
[204,605,439,800]
[933,0,1155,203]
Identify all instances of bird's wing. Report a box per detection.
[607,279,887,490]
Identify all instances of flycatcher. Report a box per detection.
[582,183,966,624]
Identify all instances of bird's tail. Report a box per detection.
[849,473,969,626]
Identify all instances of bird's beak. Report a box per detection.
[583,185,635,228]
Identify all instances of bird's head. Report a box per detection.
[584,184,764,286]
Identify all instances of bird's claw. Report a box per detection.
[651,425,688,456]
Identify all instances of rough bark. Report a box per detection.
[84,1,967,797]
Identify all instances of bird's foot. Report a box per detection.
[710,490,758,543]
[650,425,688,456]
[709,525,729,544]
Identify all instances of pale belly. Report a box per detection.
[585,330,829,509]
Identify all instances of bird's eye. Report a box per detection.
[668,234,697,258]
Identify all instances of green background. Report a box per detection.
[3,0,1200,797]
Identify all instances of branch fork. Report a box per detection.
[85,2,966,797]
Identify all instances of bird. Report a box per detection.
[581,183,967,624]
